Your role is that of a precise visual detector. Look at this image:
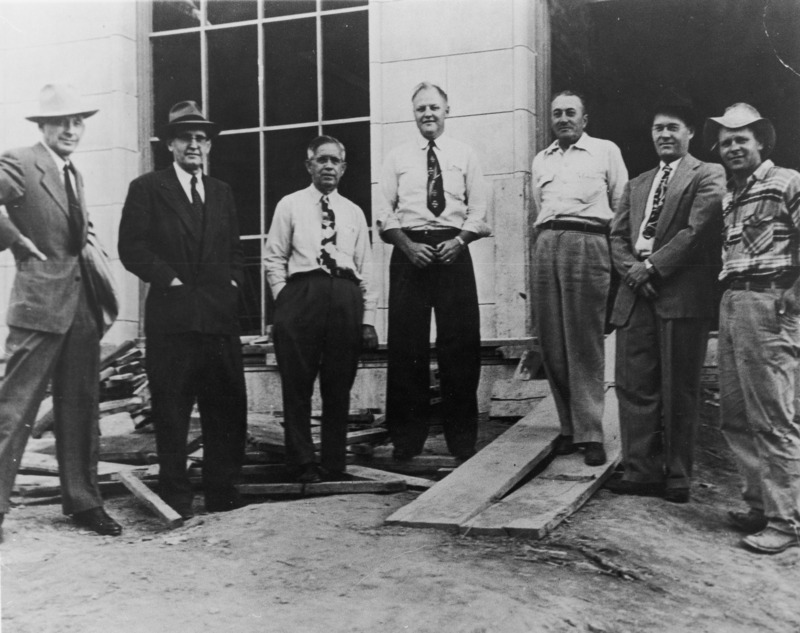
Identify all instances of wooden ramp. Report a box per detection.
[462,388,620,538]
[384,395,561,530]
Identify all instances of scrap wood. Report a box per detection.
[19,452,141,481]
[13,475,124,498]
[355,454,459,475]
[118,470,183,529]
[346,464,433,490]
[238,480,405,497]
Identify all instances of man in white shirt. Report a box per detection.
[531,90,628,467]
[608,101,724,503]
[377,82,491,463]
[266,135,378,483]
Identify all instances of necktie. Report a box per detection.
[63,163,85,252]
[190,174,205,231]
[426,140,445,216]
[642,164,672,239]
[319,195,338,275]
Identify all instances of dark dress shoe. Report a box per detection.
[605,478,664,498]
[728,508,768,534]
[205,492,247,513]
[554,435,578,456]
[583,442,607,466]
[295,463,322,484]
[72,508,122,536]
[172,504,195,521]
[664,488,690,504]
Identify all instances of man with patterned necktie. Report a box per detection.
[607,100,725,503]
[119,101,247,519]
[265,135,378,483]
[377,81,491,464]
[0,84,122,539]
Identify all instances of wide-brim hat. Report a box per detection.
[703,102,776,158]
[26,84,98,122]
[158,100,220,141]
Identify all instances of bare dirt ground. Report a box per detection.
[2,404,799,633]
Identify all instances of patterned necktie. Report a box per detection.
[63,162,85,252]
[642,164,672,239]
[319,195,338,275]
[426,140,445,216]
[190,174,205,231]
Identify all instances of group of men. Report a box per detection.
[0,81,797,555]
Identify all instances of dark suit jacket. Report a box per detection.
[610,154,725,325]
[118,166,244,335]
[0,143,90,333]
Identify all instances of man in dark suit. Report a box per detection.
[0,84,122,537]
[608,101,725,503]
[119,101,247,519]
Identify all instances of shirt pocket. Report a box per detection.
[442,164,466,201]
[336,224,358,258]
[741,208,775,256]
[574,169,607,204]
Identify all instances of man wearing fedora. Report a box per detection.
[706,103,800,553]
[119,101,247,519]
[0,84,122,538]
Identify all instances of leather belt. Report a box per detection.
[538,220,609,236]
[726,279,794,292]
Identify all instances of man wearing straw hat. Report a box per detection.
[706,102,800,553]
[119,101,247,520]
[0,84,122,538]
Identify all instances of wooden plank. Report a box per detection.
[238,480,405,497]
[354,454,459,474]
[384,393,560,530]
[19,452,141,481]
[462,388,622,538]
[346,464,434,490]
[118,470,183,529]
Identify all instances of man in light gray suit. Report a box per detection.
[0,84,122,538]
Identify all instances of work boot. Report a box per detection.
[742,527,800,554]
[583,442,606,466]
[728,508,768,534]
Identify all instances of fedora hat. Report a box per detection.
[703,103,776,158]
[159,101,220,141]
[26,84,98,122]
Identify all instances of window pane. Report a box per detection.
[152,33,201,137]
[239,239,264,335]
[208,26,259,130]
[263,18,317,126]
[209,133,262,236]
[207,0,257,24]
[151,140,173,171]
[264,127,318,229]
[153,0,202,32]
[322,11,369,120]
[322,121,371,224]
[263,0,316,19]
[321,0,368,11]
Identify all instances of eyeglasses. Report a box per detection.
[175,133,210,144]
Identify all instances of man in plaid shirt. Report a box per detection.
[705,103,800,553]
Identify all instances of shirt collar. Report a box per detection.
[40,141,68,172]
[307,183,340,204]
[660,157,683,173]
[726,159,774,191]
[173,162,203,187]
[417,133,448,151]
[543,132,593,155]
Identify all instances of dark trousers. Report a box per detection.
[273,271,363,473]
[386,230,480,458]
[146,332,247,510]
[615,298,710,490]
[0,282,102,515]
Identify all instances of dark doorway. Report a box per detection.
[550,0,800,178]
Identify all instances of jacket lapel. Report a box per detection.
[159,169,201,241]
[654,154,697,242]
[33,144,70,222]
[631,168,657,238]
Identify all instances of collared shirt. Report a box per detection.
[531,132,628,226]
[173,162,205,203]
[40,141,72,188]
[376,133,491,237]
[635,158,682,256]
[264,184,377,325]
[720,159,800,282]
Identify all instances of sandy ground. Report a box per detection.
[2,406,800,633]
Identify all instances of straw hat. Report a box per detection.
[703,103,775,157]
[26,84,98,122]
[158,101,220,141]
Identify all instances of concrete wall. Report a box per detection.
[0,1,142,346]
[369,0,549,341]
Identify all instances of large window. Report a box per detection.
[150,0,370,334]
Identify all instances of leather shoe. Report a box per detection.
[72,507,122,536]
[605,478,664,498]
[205,493,247,513]
[172,504,195,521]
[554,435,578,456]
[583,442,607,466]
[742,527,800,554]
[664,488,690,504]
[728,508,768,534]
[296,463,322,484]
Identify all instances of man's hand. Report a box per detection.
[402,241,437,268]
[15,235,47,262]
[778,286,800,317]
[361,324,378,351]
[435,239,462,265]
[637,280,658,300]
[623,261,651,291]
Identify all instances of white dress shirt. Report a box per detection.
[635,158,682,257]
[173,162,205,203]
